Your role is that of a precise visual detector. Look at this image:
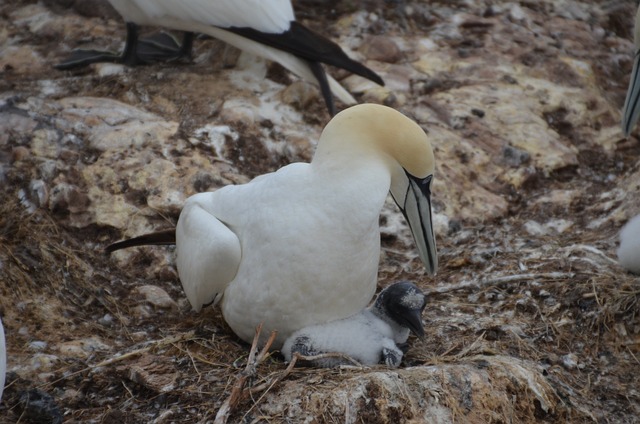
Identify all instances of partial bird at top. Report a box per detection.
[622,4,640,136]
[107,104,438,348]
[618,214,640,274]
[0,316,5,402]
[55,0,385,115]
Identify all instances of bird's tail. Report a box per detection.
[106,229,176,254]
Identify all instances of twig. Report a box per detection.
[214,324,277,424]
[241,355,301,421]
[94,331,196,367]
[291,352,364,368]
[248,355,299,394]
[626,345,640,366]
[428,272,575,295]
[562,244,619,265]
[453,331,486,360]
[41,331,197,388]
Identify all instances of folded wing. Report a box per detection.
[176,202,242,311]
[132,0,294,33]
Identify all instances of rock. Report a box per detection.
[48,182,90,215]
[501,145,530,167]
[28,341,48,352]
[98,314,114,326]
[85,189,140,229]
[561,353,578,370]
[191,124,239,159]
[533,189,579,209]
[29,353,60,371]
[57,337,110,358]
[57,97,179,152]
[361,35,402,63]
[11,146,30,162]
[0,111,39,147]
[279,80,320,110]
[28,179,48,209]
[524,220,547,236]
[261,355,557,423]
[545,219,573,234]
[0,46,46,75]
[95,63,127,77]
[121,354,179,393]
[131,285,178,311]
[17,389,63,424]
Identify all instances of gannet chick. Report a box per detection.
[622,5,640,136]
[281,281,427,368]
[107,104,437,348]
[618,214,640,274]
[56,0,384,115]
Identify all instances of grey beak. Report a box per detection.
[393,172,438,275]
[404,308,426,339]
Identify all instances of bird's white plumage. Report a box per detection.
[174,104,436,348]
[281,309,407,367]
[109,0,294,33]
[618,214,640,274]
[0,317,5,402]
[106,0,357,105]
[176,199,241,309]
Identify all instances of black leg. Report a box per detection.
[179,32,195,60]
[120,22,141,66]
[308,61,337,116]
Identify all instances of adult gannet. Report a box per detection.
[618,214,640,274]
[56,0,384,115]
[0,316,5,402]
[281,281,427,368]
[622,4,640,136]
[107,104,437,347]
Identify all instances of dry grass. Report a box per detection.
[1,184,639,422]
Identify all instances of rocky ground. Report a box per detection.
[1,0,639,422]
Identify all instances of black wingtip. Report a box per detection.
[105,229,177,254]
[226,22,385,87]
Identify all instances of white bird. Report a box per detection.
[0,316,5,402]
[56,0,384,115]
[618,214,640,274]
[281,281,427,368]
[107,103,437,348]
[622,5,640,136]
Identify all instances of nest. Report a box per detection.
[1,182,639,422]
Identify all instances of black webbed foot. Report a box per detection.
[137,31,194,62]
[54,49,125,70]
[56,30,194,70]
[382,346,403,368]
